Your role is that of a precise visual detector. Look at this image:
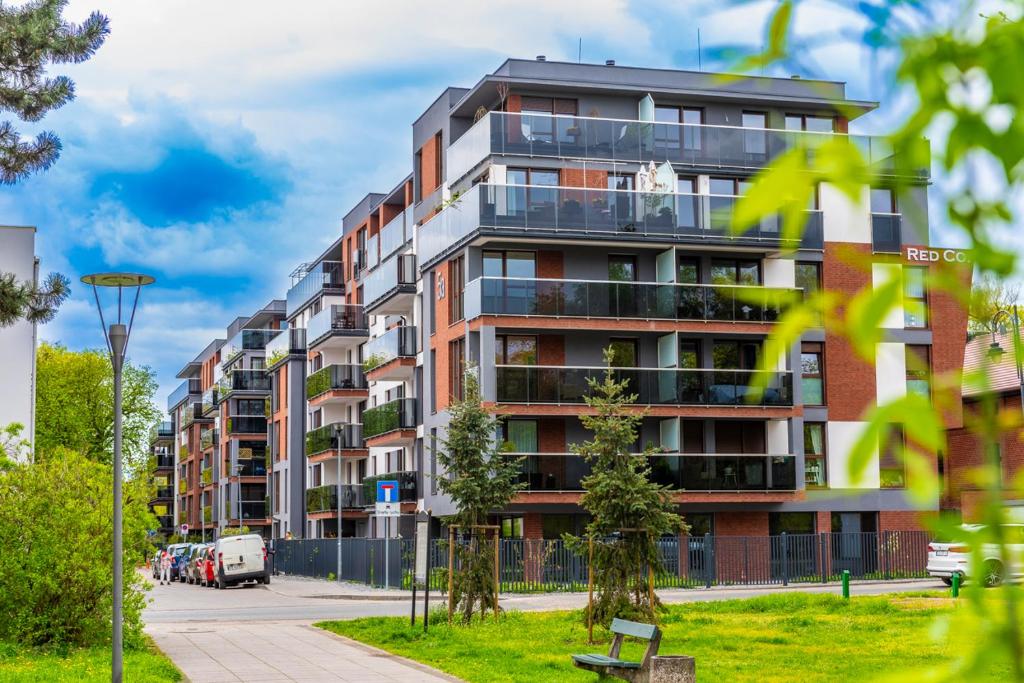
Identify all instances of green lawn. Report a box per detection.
[0,638,181,682]
[318,593,1011,682]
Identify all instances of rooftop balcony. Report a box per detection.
[305,422,365,460]
[307,304,369,349]
[467,277,794,325]
[508,453,796,492]
[362,398,417,446]
[266,327,307,369]
[306,364,368,404]
[363,252,416,315]
[420,184,824,267]
[361,471,417,505]
[447,111,926,186]
[495,366,793,407]
[363,326,417,381]
[219,368,271,398]
[286,261,345,318]
[222,329,282,368]
[305,484,367,514]
[168,378,201,411]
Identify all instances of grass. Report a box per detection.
[317,592,1013,682]
[0,637,181,682]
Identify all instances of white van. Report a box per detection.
[927,524,1024,587]
[213,534,269,588]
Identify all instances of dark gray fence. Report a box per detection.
[271,530,929,592]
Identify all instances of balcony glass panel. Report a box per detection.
[306,364,367,399]
[361,471,417,504]
[226,415,267,434]
[168,378,201,411]
[362,398,417,439]
[475,277,792,323]
[220,369,271,394]
[222,329,282,366]
[363,253,416,308]
[286,261,344,317]
[306,484,366,513]
[238,501,267,520]
[305,423,363,457]
[362,326,417,371]
[495,366,792,406]
[306,304,369,346]
[379,209,408,259]
[265,327,307,369]
[234,458,267,477]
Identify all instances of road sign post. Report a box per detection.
[375,481,400,589]
[180,523,189,537]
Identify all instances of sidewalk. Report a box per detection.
[148,621,460,682]
[266,574,414,601]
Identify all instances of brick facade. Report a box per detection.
[822,242,876,420]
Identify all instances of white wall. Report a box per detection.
[821,183,871,243]
[0,226,37,455]
[871,263,905,329]
[875,342,907,407]
[763,258,795,288]
[826,420,880,488]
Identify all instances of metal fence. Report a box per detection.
[271,530,929,592]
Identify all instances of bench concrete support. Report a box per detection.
[650,656,696,683]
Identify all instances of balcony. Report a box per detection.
[467,277,794,325]
[871,213,902,253]
[266,327,307,369]
[149,421,174,443]
[307,304,369,349]
[237,501,267,521]
[200,427,218,451]
[379,209,409,261]
[232,458,267,477]
[219,369,271,398]
[178,478,187,495]
[200,386,219,416]
[446,111,925,186]
[305,484,367,514]
[363,326,417,380]
[361,471,417,505]
[153,486,174,499]
[200,467,212,486]
[508,453,796,492]
[153,452,174,469]
[287,261,345,317]
[222,329,282,368]
[363,252,416,314]
[495,366,793,407]
[305,423,365,459]
[202,506,212,524]
[226,415,268,435]
[168,378,201,411]
[420,184,825,267]
[180,401,210,430]
[156,515,173,530]
[362,398,417,445]
[306,364,367,404]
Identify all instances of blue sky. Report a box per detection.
[0,0,988,412]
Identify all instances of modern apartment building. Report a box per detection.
[170,58,970,543]
[147,420,175,538]
[0,225,39,455]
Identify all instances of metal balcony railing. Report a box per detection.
[495,366,793,406]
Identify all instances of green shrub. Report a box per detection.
[0,449,153,648]
[220,525,251,537]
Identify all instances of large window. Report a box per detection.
[711,258,761,285]
[801,342,825,405]
[714,421,766,453]
[795,261,821,298]
[655,106,703,152]
[870,187,897,214]
[677,256,700,284]
[449,338,466,402]
[608,255,638,282]
[785,114,835,132]
[904,266,928,329]
[804,422,826,488]
[507,168,560,186]
[906,345,931,396]
[449,255,464,323]
[879,426,906,489]
[502,419,538,452]
[742,111,768,156]
[483,250,536,278]
[608,338,639,367]
[495,335,537,365]
[520,97,577,145]
[713,340,760,369]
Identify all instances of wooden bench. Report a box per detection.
[572,618,662,683]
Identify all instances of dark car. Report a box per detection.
[187,543,210,584]
[167,543,189,581]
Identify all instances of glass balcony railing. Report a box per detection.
[420,184,825,266]
[200,427,218,451]
[149,421,174,443]
[156,514,174,529]
[286,261,345,317]
[153,453,174,469]
[202,506,212,524]
[200,387,219,416]
[362,326,417,372]
[200,467,212,486]
[306,304,369,347]
[180,402,207,430]
[506,453,796,491]
[226,415,267,435]
[305,484,366,513]
[871,213,902,253]
[363,252,416,310]
[305,423,364,457]
[495,366,793,406]
[362,398,418,439]
[232,458,267,477]
[379,209,408,260]
[306,364,368,400]
[265,328,307,368]
[167,378,201,411]
[238,501,267,520]
[361,471,417,505]
[467,277,794,323]
[153,486,174,499]
[222,329,282,367]
[446,111,925,185]
[219,369,271,396]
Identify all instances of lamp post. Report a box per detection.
[337,427,343,582]
[233,463,244,532]
[82,272,154,683]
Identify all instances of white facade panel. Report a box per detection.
[0,226,37,453]
[875,342,906,407]
[763,258,795,288]
[872,263,905,329]
[821,183,871,244]
[826,420,880,489]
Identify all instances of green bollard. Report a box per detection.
[951,573,960,598]
[841,569,850,599]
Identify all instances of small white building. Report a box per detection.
[0,225,38,451]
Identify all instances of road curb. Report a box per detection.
[310,624,464,681]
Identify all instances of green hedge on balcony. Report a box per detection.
[362,401,399,439]
[306,366,332,400]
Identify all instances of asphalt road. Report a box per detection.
[143,573,946,624]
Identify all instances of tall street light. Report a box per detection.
[82,272,154,683]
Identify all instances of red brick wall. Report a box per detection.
[524,512,543,539]
[538,334,565,365]
[816,510,831,534]
[879,510,927,532]
[419,134,442,197]
[715,511,769,536]
[429,256,466,412]
[823,243,876,420]
[538,250,563,278]
[946,395,1024,515]
[929,260,970,429]
[561,168,607,189]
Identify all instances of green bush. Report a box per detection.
[0,449,153,648]
[220,525,251,537]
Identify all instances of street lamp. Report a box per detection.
[233,463,245,532]
[337,427,343,583]
[81,272,154,683]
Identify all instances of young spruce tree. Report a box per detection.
[436,366,523,623]
[569,348,685,627]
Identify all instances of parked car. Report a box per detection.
[201,546,216,587]
[167,543,189,581]
[213,534,269,589]
[186,543,210,584]
[927,523,1024,587]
